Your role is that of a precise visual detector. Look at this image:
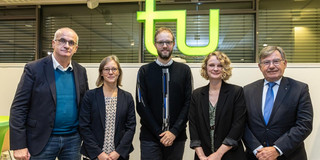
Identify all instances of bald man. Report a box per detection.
[10,27,88,160]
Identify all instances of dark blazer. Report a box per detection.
[243,77,313,160]
[189,81,246,160]
[79,86,136,160]
[10,55,88,155]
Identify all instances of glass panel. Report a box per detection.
[0,20,36,63]
[41,3,140,63]
[258,9,320,63]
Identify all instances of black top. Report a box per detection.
[136,61,193,142]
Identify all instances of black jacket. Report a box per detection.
[10,55,88,155]
[189,81,246,160]
[79,87,136,160]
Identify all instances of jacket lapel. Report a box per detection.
[97,87,106,129]
[200,84,211,133]
[253,80,265,124]
[269,77,289,124]
[72,61,81,106]
[44,55,57,106]
[115,88,123,134]
[215,81,229,128]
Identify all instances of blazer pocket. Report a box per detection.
[27,119,37,128]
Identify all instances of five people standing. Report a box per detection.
[9,26,313,160]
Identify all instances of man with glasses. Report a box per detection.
[243,46,313,160]
[10,27,88,160]
[136,27,193,160]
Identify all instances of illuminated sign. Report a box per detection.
[137,0,219,56]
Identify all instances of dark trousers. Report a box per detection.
[140,140,185,160]
[31,132,81,160]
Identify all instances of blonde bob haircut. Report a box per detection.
[96,55,123,87]
[201,51,232,81]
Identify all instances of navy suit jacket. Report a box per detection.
[189,81,246,160]
[79,87,136,160]
[243,77,313,160]
[10,55,89,155]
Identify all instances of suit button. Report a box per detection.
[263,142,267,145]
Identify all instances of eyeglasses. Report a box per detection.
[55,38,77,47]
[156,41,173,46]
[103,67,118,73]
[260,59,283,66]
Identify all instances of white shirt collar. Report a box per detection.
[155,58,173,67]
[52,54,73,71]
[264,77,282,86]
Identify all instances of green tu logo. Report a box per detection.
[137,0,219,56]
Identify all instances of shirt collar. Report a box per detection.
[155,58,173,67]
[52,54,73,71]
[264,77,282,86]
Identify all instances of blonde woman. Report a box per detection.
[189,51,246,160]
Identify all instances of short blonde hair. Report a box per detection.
[96,55,123,87]
[201,51,232,81]
[154,27,175,42]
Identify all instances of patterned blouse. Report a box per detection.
[102,96,117,154]
[209,102,217,153]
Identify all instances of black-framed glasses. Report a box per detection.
[55,38,77,47]
[260,59,284,66]
[103,67,118,73]
[156,41,173,46]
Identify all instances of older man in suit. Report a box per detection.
[243,46,313,160]
[10,27,88,160]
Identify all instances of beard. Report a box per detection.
[157,49,173,60]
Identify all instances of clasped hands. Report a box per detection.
[198,152,222,160]
[98,151,120,160]
[159,131,176,147]
[256,147,279,160]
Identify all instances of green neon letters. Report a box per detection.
[137,0,219,56]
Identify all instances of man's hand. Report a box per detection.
[97,152,110,160]
[13,148,30,160]
[108,151,120,160]
[159,131,176,147]
[256,147,279,160]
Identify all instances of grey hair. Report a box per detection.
[53,27,79,44]
[259,46,286,62]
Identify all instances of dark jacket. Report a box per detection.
[189,81,246,160]
[79,86,136,160]
[243,77,313,160]
[10,55,88,155]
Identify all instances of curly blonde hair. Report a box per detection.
[200,51,232,81]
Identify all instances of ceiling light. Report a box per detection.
[87,0,99,9]
[105,22,113,25]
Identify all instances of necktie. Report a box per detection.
[264,82,276,125]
